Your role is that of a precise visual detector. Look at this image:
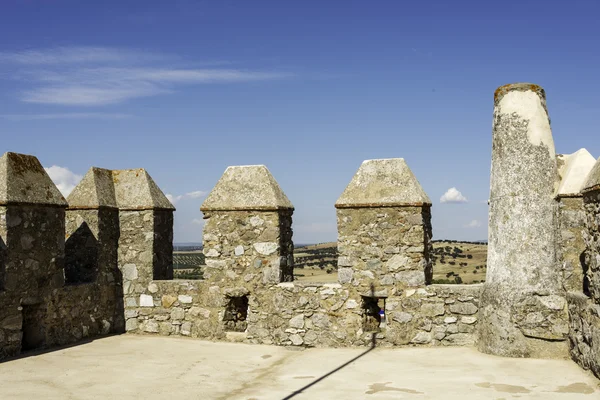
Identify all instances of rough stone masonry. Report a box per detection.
[123,161,481,348]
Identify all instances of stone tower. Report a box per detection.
[479,83,568,358]
[335,158,432,294]
[66,167,124,332]
[112,169,175,330]
[201,165,294,288]
[0,152,67,355]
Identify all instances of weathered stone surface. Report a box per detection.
[178,295,193,304]
[162,295,177,308]
[336,206,432,289]
[479,83,568,359]
[112,169,175,211]
[67,167,117,210]
[421,303,445,317]
[450,302,478,315]
[253,242,278,255]
[411,331,432,344]
[201,165,293,211]
[122,264,138,281]
[289,315,304,329]
[335,159,431,208]
[0,152,67,206]
[140,294,154,307]
[568,293,600,379]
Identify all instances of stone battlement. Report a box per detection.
[1,84,600,380]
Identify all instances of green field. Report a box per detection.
[431,241,487,284]
[173,251,204,280]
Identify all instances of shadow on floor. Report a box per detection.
[0,333,122,364]
[281,283,379,400]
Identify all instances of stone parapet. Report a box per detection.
[122,279,482,348]
[335,159,432,290]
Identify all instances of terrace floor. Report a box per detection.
[0,335,598,399]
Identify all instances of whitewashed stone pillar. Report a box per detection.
[479,83,568,358]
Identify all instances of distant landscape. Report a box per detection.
[172,241,487,283]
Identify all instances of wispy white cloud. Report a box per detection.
[185,190,207,199]
[21,82,169,106]
[465,219,482,228]
[166,194,183,204]
[191,218,204,225]
[1,112,131,121]
[0,46,164,65]
[440,187,468,204]
[44,165,83,196]
[166,190,207,205]
[0,46,294,106]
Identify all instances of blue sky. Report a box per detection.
[1,0,599,243]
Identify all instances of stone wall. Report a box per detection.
[202,210,294,288]
[568,164,600,378]
[336,206,432,288]
[583,187,600,303]
[122,160,481,349]
[123,277,482,348]
[567,292,600,378]
[0,156,174,361]
[558,196,588,293]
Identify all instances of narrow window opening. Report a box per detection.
[581,251,591,297]
[21,304,46,352]
[223,295,249,332]
[362,295,386,332]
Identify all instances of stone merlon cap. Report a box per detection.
[0,152,67,207]
[112,169,175,211]
[201,165,293,211]
[556,149,596,197]
[582,157,600,193]
[335,158,431,208]
[494,82,546,104]
[67,167,118,209]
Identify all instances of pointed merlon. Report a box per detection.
[67,167,118,209]
[201,165,293,211]
[0,152,67,207]
[556,149,597,197]
[112,169,175,211]
[582,156,600,194]
[335,158,431,208]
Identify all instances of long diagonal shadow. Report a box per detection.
[281,284,379,400]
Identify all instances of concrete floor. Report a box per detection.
[1,336,598,400]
